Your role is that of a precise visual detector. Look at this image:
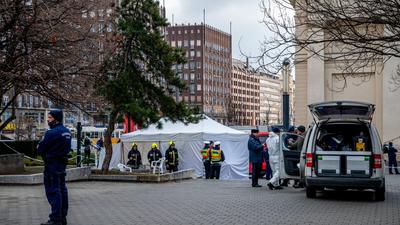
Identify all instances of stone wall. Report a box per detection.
[0,154,24,175]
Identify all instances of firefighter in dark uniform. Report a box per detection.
[147,143,162,165]
[388,142,400,174]
[201,141,212,179]
[37,109,71,225]
[210,141,225,180]
[165,141,179,173]
[127,142,142,169]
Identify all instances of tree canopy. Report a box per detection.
[98,0,199,172]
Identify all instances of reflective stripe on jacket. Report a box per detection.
[211,150,222,162]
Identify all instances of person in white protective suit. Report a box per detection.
[266,127,283,190]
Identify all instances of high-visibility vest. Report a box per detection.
[201,149,210,160]
[211,149,222,162]
[168,150,178,165]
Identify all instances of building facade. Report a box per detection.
[259,72,281,125]
[293,4,400,144]
[230,59,260,126]
[166,23,232,124]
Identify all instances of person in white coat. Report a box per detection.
[266,127,283,190]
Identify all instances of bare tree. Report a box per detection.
[0,0,100,131]
[258,0,400,88]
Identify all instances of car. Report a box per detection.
[279,101,386,201]
[249,132,269,176]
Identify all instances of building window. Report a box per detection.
[190,50,195,57]
[197,29,200,34]
[89,11,96,18]
[196,51,201,57]
[178,30,181,34]
[197,84,202,91]
[190,73,195,80]
[184,63,188,69]
[106,8,113,17]
[98,9,104,17]
[196,62,201,69]
[107,23,113,32]
[184,73,189,80]
[196,40,201,46]
[171,41,176,47]
[184,30,187,34]
[189,62,195,70]
[189,83,196,95]
[172,31,175,34]
[177,40,182,47]
[98,23,104,34]
[184,40,188,47]
[82,10,88,18]
[191,29,194,34]
[197,73,202,80]
[90,24,97,33]
[190,40,195,48]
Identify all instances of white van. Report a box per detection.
[279,101,385,201]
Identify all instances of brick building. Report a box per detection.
[230,59,260,126]
[165,23,232,124]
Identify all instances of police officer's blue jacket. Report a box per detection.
[38,123,71,163]
[248,135,264,163]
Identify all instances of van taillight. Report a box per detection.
[306,153,313,168]
[373,154,382,169]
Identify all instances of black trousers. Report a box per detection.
[167,164,178,173]
[252,162,262,186]
[389,155,399,174]
[204,161,211,179]
[84,150,90,166]
[211,163,221,179]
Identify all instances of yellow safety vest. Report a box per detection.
[201,149,210,160]
[168,151,178,165]
[211,149,222,162]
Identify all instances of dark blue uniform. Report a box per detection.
[248,134,264,187]
[38,123,71,224]
[388,144,399,174]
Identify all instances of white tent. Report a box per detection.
[120,116,250,180]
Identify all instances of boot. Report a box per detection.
[40,220,62,225]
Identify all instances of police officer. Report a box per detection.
[388,142,400,174]
[127,142,142,169]
[165,141,179,173]
[147,143,162,165]
[38,109,71,225]
[210,141,225,179]
[201,141,212,179]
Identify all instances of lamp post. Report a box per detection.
[282,58,290,132]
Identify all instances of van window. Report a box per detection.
[315,123,371,152]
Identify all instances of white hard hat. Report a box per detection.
[215,141,221,145]
[204,141,210,144]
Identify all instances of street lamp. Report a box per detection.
[282,58,290,132]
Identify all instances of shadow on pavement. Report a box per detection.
[316,189,376,202]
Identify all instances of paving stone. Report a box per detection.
[1,175,400,225]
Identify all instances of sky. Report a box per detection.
[164,0,272,62]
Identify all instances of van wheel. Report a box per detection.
[375,187,385,201]
[306,187,317,198]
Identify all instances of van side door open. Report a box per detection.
[279,132,302,180]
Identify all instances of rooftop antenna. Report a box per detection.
[172,13,174,25]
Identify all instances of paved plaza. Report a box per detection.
[1,175,400,225]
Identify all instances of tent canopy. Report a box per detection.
[120,116,250,180]
[121,115,245,141]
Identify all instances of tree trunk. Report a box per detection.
[101,110,118,174]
